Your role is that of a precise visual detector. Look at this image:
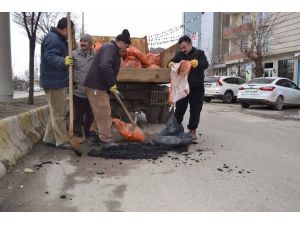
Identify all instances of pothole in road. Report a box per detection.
[87,142,189,160]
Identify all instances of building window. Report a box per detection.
[242,14,251,24]
[264,62,273,68]
[262,32,270,53]
[278,59,294,80]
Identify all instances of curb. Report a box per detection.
[0,105,49,179]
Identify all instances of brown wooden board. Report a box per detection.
[117,68,170,83]
[160,43,179,68]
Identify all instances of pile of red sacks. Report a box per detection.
[93,42,161,68]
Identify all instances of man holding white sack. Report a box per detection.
[168,35,209,140]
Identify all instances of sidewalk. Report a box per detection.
[0,95,47,120]
[0,96,49,178]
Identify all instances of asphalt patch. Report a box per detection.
[34,161,54,170]
[60,195,66,199]
[87,141,188,160]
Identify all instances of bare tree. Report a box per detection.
[13,12,41,104]
[37,12,80,48]
[36,12,65,44]
[240,12,278,77]
[13,12,80,104]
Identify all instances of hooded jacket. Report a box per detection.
[40,27,68,89]
[84,41,121,91]
[170,47,209,88]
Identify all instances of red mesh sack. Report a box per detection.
[112,118,145,142]
[126,47,148,65]
[93,42,102,52]
[145,53,161,66]
[178,60,192,76]
[121,56,143,68]
[147,64,161,69]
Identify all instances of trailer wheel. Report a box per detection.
[145,106,160,123]
[158,105,170,123]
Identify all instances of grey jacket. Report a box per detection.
[72,48,95,98]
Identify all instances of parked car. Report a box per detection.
[204,76,246,103]
[237,77,300,110]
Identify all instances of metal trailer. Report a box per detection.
[92,35,178,123]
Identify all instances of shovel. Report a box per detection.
[113,92,145,142]
[113,92,137,127]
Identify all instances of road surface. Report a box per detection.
[0,102,300,211]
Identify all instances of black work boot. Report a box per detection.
[101,141,119,149]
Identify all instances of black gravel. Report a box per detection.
[34,161,53,170]
[87,141,189,160]
[60,195,66,199]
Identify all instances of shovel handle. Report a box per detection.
[113,92,137,127]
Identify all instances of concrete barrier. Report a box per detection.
[0,106,49,178]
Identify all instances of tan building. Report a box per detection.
[263,12,300,85]
[213,12,254,79]
[213,12,300,86]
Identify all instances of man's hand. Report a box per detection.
[168,61,175,69]
[190,59,198,68]
[109,84,118,94]
[65,56,74,66]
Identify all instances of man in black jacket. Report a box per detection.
[168,35,209,140]
[84,29,131,148]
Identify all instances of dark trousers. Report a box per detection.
[73,95,94,137]
[175,86,204,130]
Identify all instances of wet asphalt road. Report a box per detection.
[0,101,300,211]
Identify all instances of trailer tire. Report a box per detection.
[145,106,161,123]
[158,105,170,123]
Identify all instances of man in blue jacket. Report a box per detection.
[40,17,80,154]
[168,35,209,140]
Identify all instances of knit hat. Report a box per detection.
[116,29,131,45]
[80,33,92,44]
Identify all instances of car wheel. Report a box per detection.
[273,96,284,110]
[145,106,161,123]
[204,98,212,102]
[223,91,234,103]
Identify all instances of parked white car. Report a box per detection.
[237,77,300,110]
[204,76,246,103]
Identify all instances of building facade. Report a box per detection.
[213,12,255,79]
[212,12,300,85]
[183,12,202,49]
[263,12,300,85]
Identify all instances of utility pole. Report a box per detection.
[0,12,13,102]
[81,12,84,35]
